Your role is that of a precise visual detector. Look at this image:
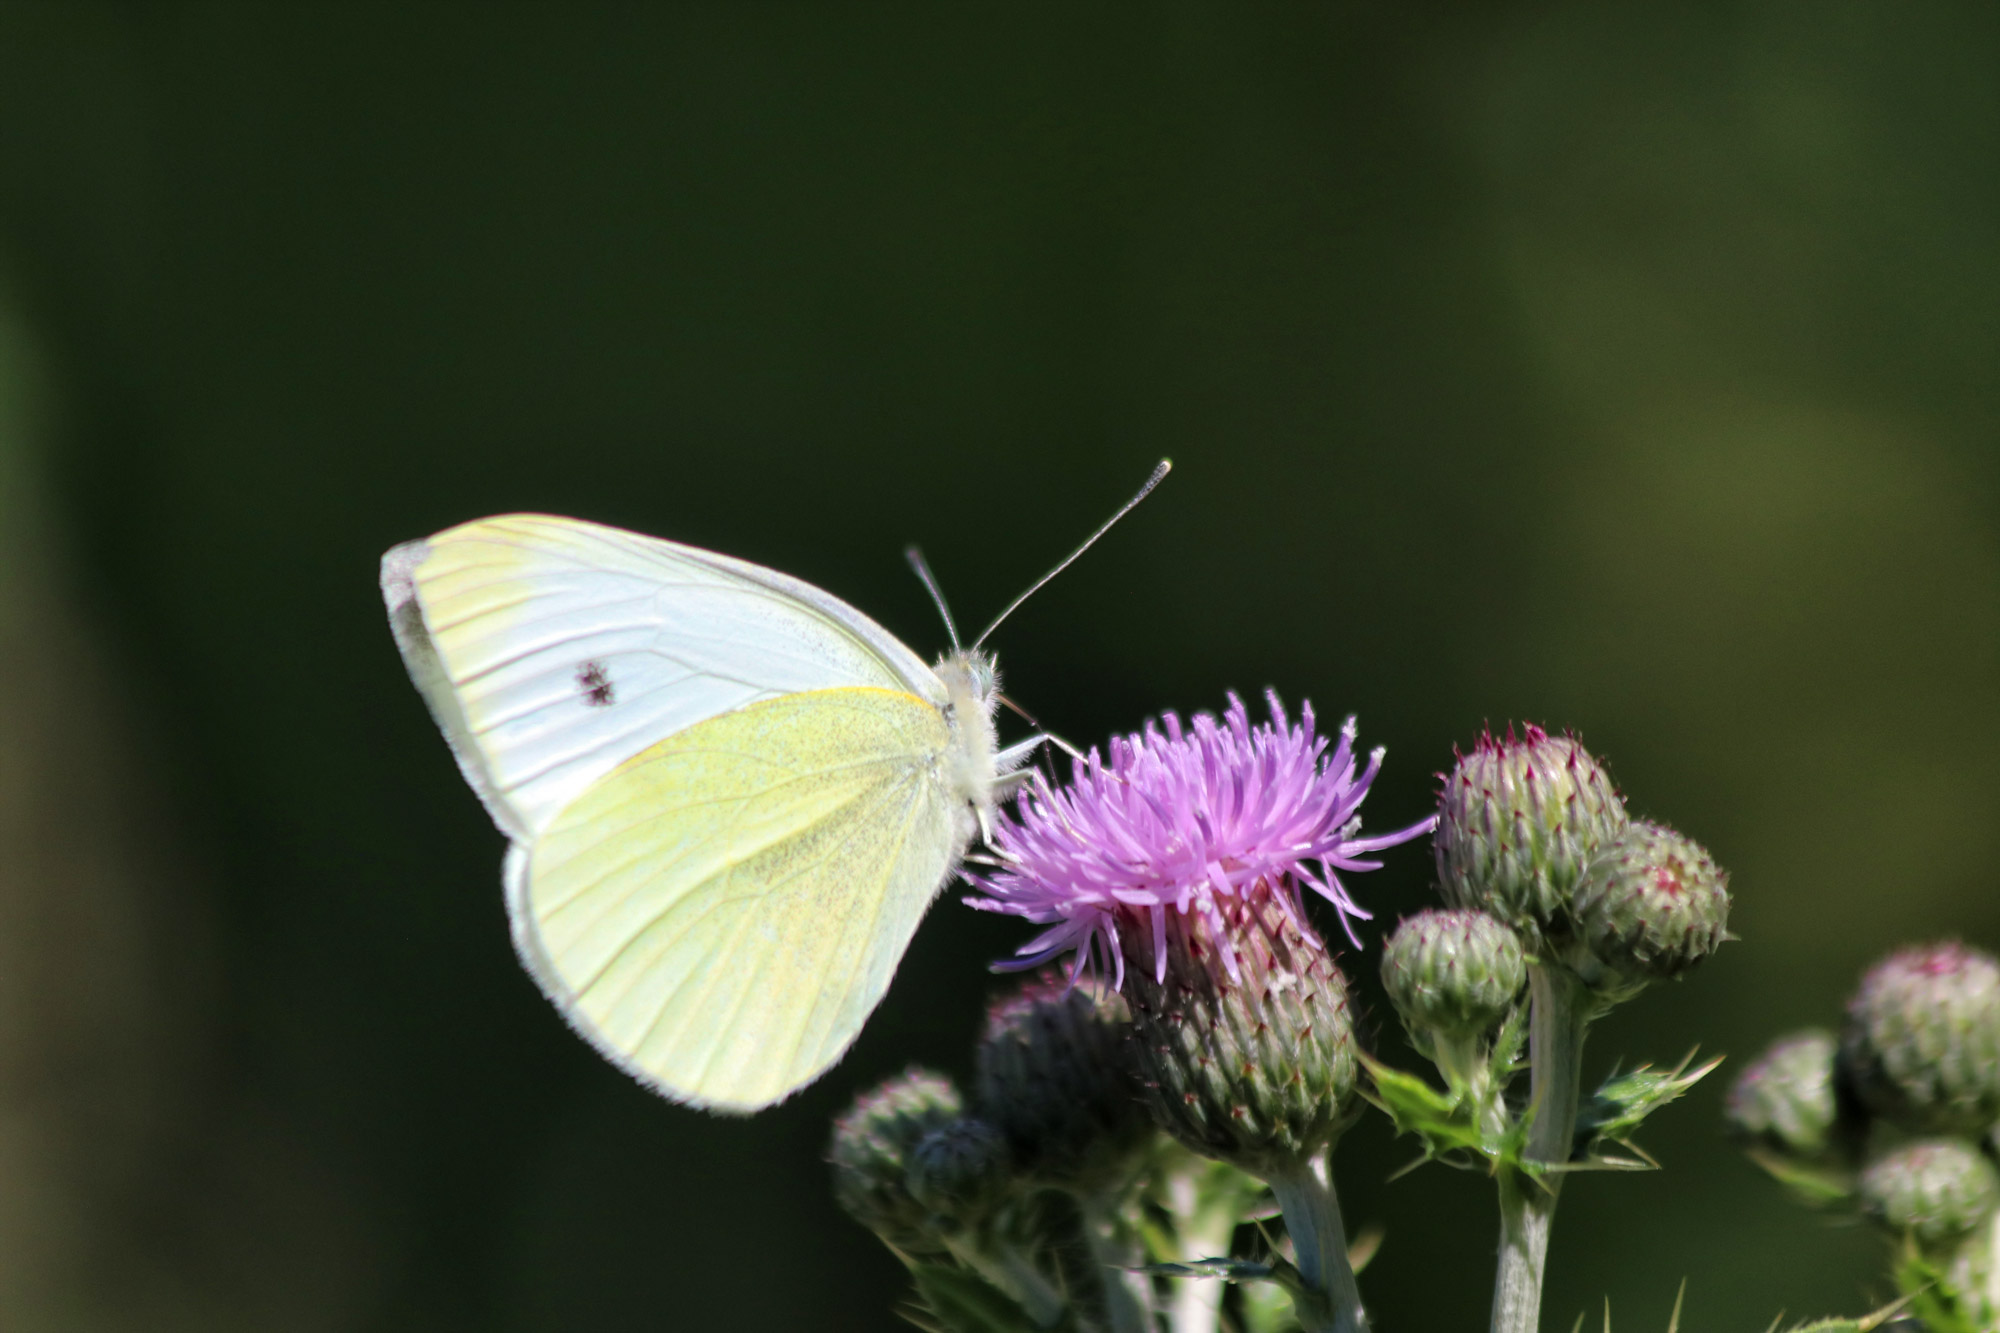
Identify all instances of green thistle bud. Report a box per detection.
[1435,725,1628,933]
[1121,888,1359,1177]
[1842,941,2000,1136]
[1381,908,1526,1041]
[907,1117,1012,1235]
[975,975,1152,1196]
[1858,1137,2000,1247]
[1569,821,1731,987]
[1725,1029,1843,1158]
[828,1068,963,1255]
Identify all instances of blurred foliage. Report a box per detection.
[0,2,1995,1329]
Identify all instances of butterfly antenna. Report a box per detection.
[998,693,1084,760]
[973,458,1171,649]
[904,545,963,652]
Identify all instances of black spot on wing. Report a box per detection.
[576,660,616,708]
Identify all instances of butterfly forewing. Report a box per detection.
[516,687,960,1110]
[382,514,944,840]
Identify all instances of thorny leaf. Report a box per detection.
[1361,1053,1533,1175]
[905,1264,1063,1333]
[1570,1051,1722,1169]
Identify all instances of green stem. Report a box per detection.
[1490,964,1589,1333]
[1268,1153,1366,1333]
[1080,1196,1156,1333]
[1164,1165,1237,1333]
[1985,1207,2000,1322]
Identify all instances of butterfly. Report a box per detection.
[379,463,1165,1112]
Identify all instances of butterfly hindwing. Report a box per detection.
[512,686,961,1111]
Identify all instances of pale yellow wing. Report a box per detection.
[510,685,961,1111]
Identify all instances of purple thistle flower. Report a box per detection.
[965,692,1435,990]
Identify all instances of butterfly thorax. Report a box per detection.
[933,649,1006,825]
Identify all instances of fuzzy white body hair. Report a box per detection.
[933,648,1035,852]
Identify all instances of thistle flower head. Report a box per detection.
[1381,908,1527,1043]
[1569,820,1731,990]
[1842,941,2000,1135]
[906,1117,1012,1235]
[1859,1137,2000,1247]
[1121,889,1360,1176]
[966,692,1434,988]
[828,1068,964,1255]
[1435,724,1627,933]
[1725,1029,1844,1160]
[975,973,1152,1196]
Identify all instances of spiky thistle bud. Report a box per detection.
[1434,725,1627,934]
[1568,821,1731,990]
[829,1068,963,1255]
[1725,1029,1844,1160]
[907,1117,1012,1235]
[1381,908,1526,1042]
[1842,942,2000,1136]
[975,975,1152,1196]
[1858,1138,2000,1247]
[1121,888,1359,1177]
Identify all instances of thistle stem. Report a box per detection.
[1268,1152,1366,1333]
[1490,964,1589,1333]
[1080,1197,1157,1333]
[1973,1206,2000,1323]
[1164,1166,1236,1333]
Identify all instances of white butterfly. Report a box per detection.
[380,464,1164,1112]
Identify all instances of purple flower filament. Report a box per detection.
[966,692,1436,990]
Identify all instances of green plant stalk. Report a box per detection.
[1985,1208,2000,1323]
[1952,1206,2000,1329]
[1163,1166,1239,1333]
[1267,1152,1366,1333]
[1491,965,1590,1333]
[1081,1196,1156,1333]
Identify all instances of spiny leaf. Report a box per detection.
[1361,1053,1532,1173]
[1739,1145,1856,1207]
[1780,1290,1920,1332]
[1143,1257,1277,1282]
[1892,1235,1977,1333]
[1572,1051,1722,1166]
[907,1264,1054,1333]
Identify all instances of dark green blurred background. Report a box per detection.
[2,3,1996,1329]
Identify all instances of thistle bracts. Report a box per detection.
[1842,942,2000,1137]
[1383,909,1524,1055]
[1434,724,1627,934]
[1121,887,1366,1331]
[829,1068,967,1256]
[1725,1029,1861,1205]
[1727,1030,1843,1158]
[1860,1139,2000,1249]
[976,974,1152,1197]
[1862,1138,2000,1327]
[1567,821,1731,997]
[1122,888,1359,1177]
[908,1117,1013,1237]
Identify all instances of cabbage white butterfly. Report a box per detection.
[381,463,1167,1111]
